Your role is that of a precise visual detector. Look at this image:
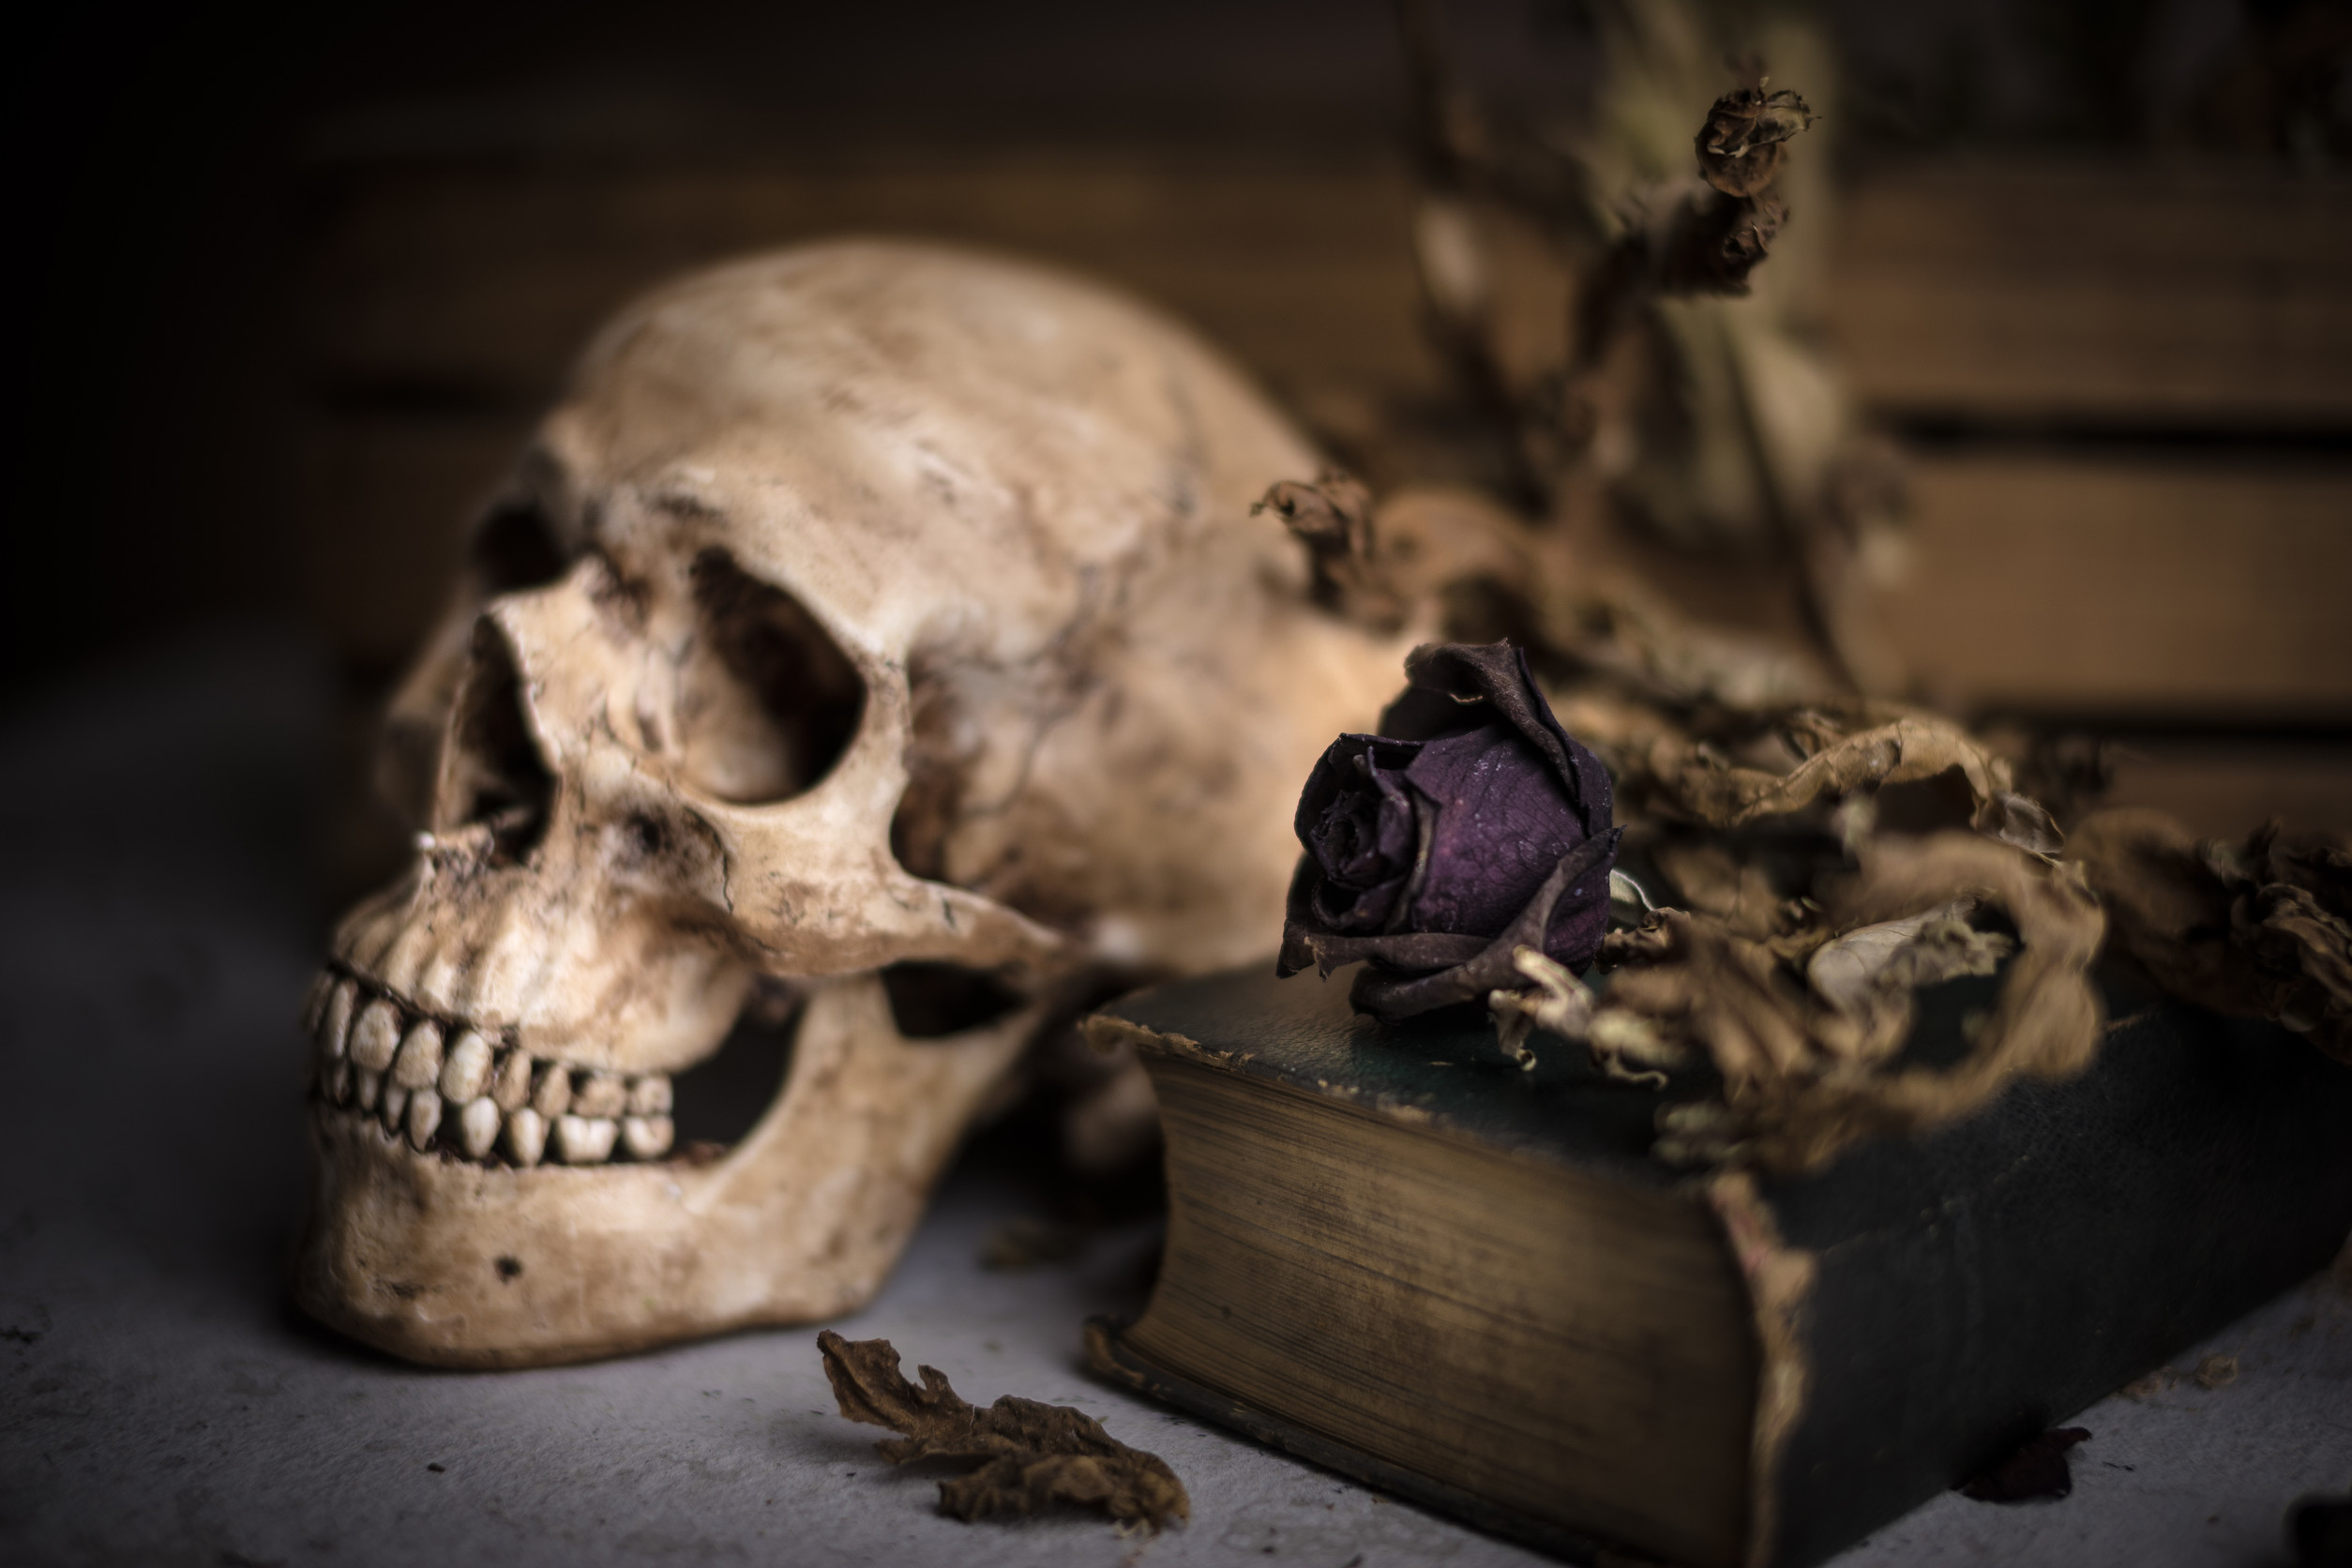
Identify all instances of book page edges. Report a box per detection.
[1083,1318,1621,1565]
[1097,1007,1779,1564]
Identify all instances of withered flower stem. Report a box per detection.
[1393,0,1817,519]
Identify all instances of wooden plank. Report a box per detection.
[2100,741,2352,837]
[302,153,2352,430]
[1868,452,2352,715]
[293,153,2352,721]
[298,154,1432,414]
[1828,163,2352,426]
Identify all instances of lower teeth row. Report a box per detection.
[304,973,677,1167]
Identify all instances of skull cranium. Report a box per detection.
[292,240,1408,1366]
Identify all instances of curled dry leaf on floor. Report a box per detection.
[817,1331,1189,1530]
[1254,472,1411,634]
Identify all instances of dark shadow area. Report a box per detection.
[670,986,800,1151]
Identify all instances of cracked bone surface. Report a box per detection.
[293,240,1410,1367]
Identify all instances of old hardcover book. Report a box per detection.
[1082,962,2352,1568]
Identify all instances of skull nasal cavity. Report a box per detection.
[446,622,555,862]
[680,550,866,804]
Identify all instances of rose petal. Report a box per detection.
[1348,829,1622,1018]
[1278,641,1621,1013]
[1404,728,1584,938]
[1379,641,1612,837]
[1293,734,1423,933]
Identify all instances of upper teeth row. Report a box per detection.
[303,973,676,1168]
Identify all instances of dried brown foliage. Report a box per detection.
[1341,7,2335,1179]
[817,1331,1189,1530]
[1394,0,1824,491]
[2071,810,2352,1063]
[1456,567,2109,1172]
[1254,473,1408,632]
[1562,700,2062,855]
[1695,86,1818,199]
[1500,832,2103,1172]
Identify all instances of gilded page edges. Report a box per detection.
[1707,1169,1820,1568]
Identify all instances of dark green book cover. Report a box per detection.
[1086,960,2352,1568]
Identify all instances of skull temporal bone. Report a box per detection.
[293,240,1409,1366]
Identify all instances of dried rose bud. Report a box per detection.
[1695,85,1817,199]
[1277,641,1619,1021]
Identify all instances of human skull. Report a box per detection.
[293,240,1409,1366]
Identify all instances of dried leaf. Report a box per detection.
[1648,836,1793,941]
[1615,708,2056,853]
[1806,902,2010,1018]
[1526,581,1832,713]
[2192,1352,2239,1390]
[2071,810,2352,1063]
[1610,179,1790,296]
[1696,86,1817,199]
[1493,833,2103,1173]
[1490,946,1601,1071]
[817,1331,1189,1529]
[1255,473,1410,632]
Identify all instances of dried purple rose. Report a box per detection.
[1277,641,1620,1021]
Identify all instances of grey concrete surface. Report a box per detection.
[1,630,2345,1567]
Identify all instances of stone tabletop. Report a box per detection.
[3,631,2345,1568]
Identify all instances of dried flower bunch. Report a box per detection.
[1392,0,1898,697]
[2073,813,2351,1063]
[1256,4,2352,1172]
[1266,460,2350,1173]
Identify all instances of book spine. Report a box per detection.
[1750,1000,2352,1568]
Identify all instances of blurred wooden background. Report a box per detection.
[294,142,2352,847]
[14,0,2347,902]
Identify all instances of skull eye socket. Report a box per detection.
[675,550,866,804]
[472,496,568,594]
